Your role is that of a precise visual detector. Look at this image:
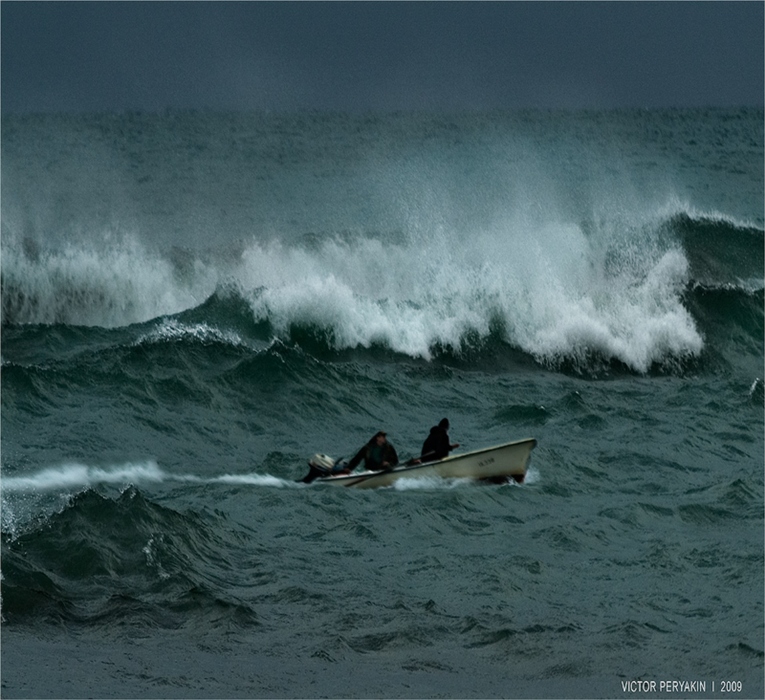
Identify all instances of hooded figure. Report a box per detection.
[421,418,459,462]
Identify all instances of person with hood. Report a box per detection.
[421,418,459,462]
[347,431,399,472]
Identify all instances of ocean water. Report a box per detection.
[1,108,763,699]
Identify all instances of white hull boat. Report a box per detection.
[300,438,538,488]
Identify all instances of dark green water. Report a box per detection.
[2,109,763,698]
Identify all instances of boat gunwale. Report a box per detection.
[313,437,538,487]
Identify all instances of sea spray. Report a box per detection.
[0,460,295,537]
[2,210,706,371]
[1,461,301,496]
[1,460,168,493]
[1,233,217,327]
[231,211,703,371]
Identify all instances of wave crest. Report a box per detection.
[6,207,759,373]
[231,217,703,372]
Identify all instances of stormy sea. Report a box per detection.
[2,108,763,698]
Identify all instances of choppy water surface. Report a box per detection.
[2,108,762,698]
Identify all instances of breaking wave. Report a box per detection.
[2,207,761,373]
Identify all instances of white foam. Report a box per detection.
[230,207,704,371]
[1,461,298,494]
[4,200,708,371]
[135,318,246,348]
[391,476,473,490]
[524,465,542,485]
[212,473,294,487]
[3,233,217,327]
[1,461,167,493]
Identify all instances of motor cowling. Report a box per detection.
[300,453,337,484]
[308,454,336,471]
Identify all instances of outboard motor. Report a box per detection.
[300,453,338,484]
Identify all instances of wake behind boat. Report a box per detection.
[300,438,538,488]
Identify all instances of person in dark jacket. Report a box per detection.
[421,418,459,462]
[347,431,399,472]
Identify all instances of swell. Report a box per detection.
[3,293,758,401]
[0,487,261,630]
[686,284,763,345]
[668,211,763,290]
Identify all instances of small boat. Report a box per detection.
[300,438,538,488]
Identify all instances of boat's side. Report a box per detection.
[316,438,537,488]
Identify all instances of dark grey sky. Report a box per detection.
[2,1,763,114]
